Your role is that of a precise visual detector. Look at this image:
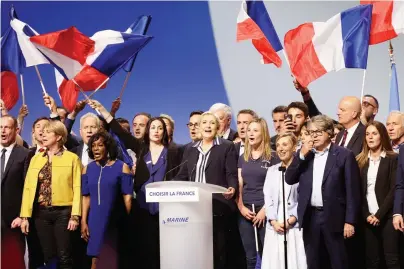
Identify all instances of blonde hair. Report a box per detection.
[243,118,272,162]
[276,133,298,148]
[43,120,67,148]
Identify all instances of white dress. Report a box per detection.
[261,166,307,269]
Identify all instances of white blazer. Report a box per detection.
[263,162,300,229]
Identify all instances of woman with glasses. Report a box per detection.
[356,121,400,269]
[237,118,276,269]
[20,120,82,269]
[262,133,306,269]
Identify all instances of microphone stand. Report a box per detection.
[278,166,288,269]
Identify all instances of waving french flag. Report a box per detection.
[284,4,373,87]
[236,0,282,67]
[361,0,404,44]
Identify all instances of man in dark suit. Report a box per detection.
[270,105,288,150]
[393,145,404,232]
[209,103,238,141]
[1,115,30,269]
[286,115,361,269]
[234,109,258,156]
[335,96,365,156]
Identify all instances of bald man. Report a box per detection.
[335,96,365,156]
[335,96,366,269]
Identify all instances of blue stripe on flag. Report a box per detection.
[389,63,400,111]
[1,26,26,74]
[340,4,372,69]
[246,0,283,52]
[91,33,152,77]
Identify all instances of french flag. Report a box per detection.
[361,0,404,45]
[284,4,373,88]
[236,0,282,67]
[30,27,152,110]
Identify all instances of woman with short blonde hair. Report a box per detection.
[20,120,81,269]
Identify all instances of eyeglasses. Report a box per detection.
[308,130,323,137]
[187,123,199,128]
[362,101,376,108]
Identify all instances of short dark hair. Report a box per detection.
[88,131,118,160]
[57,106,69,114]
[363,94,379,108]
[237,109,258,119]
[143,117,170,147]
[272,105,288,114]
[132,112,152,123]
[116,117,130,132]
[287,102,309,118]
[2,115,18,129]
[189,110,204,118]
[32,117,50,129]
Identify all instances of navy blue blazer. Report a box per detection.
[285,144,361,232]
[394,145,404,215]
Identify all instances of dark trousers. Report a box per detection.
[238,213,265,269]
[35,206,73,269]
[227,212,247,269]
[303,208,348,269]
[364,220,400,269]
[136,207,160,269]
[345,221,366,269]
[118,198,139,269]
[27,218,45,269]
[1,225,25,269]
[213,215,231,269]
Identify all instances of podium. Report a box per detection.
[145,181,227,269]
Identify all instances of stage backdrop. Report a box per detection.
[1,1,403,145]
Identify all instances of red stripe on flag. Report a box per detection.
[30,27,95,65]
[284,23,327,87]
[57,79,79,112]
[361,0,397,44]
[1,71,19,110]
[237,18,282,67]
[74,65,109,91]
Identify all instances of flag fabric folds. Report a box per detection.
[0,71,19,110]
[389,62,400,111]
[361,0,404,44]
[55,69,80,112]
[123,15,152,72]
[237,0,283,67]
[284,4,373,87]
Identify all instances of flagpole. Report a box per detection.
[20,74,25,105]
[389,40,394,66]
[360,70,367,103]
[119,71,132,98]
[34,66,52,110]
[87,77,110,99]
[72,79,101,115]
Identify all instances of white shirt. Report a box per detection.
[81,143,92,166]
[239,141,245,156]
[0,143,16,170]
[340,121,360,147]
[194,137,220,183]
[222,128,231,140]
[367,151,385,214]
[311,144,331,207]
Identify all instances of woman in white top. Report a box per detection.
[262,133,307,269]
[356,121,400,269]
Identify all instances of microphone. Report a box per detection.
[278,166,286,172]
[165,159,188,178]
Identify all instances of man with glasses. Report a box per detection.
[286,115,361,269]
[186,110,204,143]
[361,94,379,124]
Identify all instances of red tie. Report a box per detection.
[39,148,45,153]
[340,130,348,147]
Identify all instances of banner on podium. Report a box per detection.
[145,187,200,202]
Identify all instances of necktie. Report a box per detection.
[340,130,348,147]
[1,148,7,174]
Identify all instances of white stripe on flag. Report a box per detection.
[87,30,124,65]
[312,14,345,73]
[10,19,49,67]
[392,1,404,35]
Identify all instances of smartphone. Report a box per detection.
[286,114,292,121]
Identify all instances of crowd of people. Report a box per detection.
[1,80,404,269]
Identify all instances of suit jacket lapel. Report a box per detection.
[205,145,219,170]
[150,148,167,175]
[375,157,388,194]
[2,146,17,182]
[335,130,344,145]
[323,145,338,183]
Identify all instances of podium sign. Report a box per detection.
[146,181,227,269]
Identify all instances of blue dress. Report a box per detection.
[81,160,133,257]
